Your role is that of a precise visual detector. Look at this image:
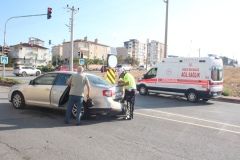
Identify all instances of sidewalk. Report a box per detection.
[213,96,240,103]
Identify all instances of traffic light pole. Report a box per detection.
[2,14,47,78]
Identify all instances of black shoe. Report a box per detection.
[64,120,69,124]
[76,122,82,126]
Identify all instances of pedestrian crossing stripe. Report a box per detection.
[106,69,116,84]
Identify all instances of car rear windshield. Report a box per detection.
[86,75,111,85]
[211,66,223,81]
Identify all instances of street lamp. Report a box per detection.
[163,0,168,58]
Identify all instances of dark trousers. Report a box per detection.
[123,89,136,117]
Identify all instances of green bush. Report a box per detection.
[222,89,231,96]
[37,66,55,72]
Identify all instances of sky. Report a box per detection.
[1,0,240,62]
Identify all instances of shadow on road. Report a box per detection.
[0,103,128,131]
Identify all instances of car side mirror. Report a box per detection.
[143,74,146,79]
[30,80,34,85]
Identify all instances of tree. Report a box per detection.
[117,56,124,64]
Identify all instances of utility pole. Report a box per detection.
[65,5,79,71]
[198,48,200,57]
[163,0,169,58]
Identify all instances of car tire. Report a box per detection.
[139,85,148,95]
[12,92,25,109]
[186,90,199,103]
[16,75,19,76]
[22,71,27,77]
[72,102,90,119]
[36,71,40,76]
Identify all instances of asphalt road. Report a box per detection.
[1,85,240,160]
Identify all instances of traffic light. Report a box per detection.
[78,52,80,56]
[3,47,9,56]
[49,40,51,45]
[80,51,83,58]
[0,46,2,53]
[47,7,52,19]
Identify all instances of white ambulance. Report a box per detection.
[136,56,223,102]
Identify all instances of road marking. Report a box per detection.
[136,107,240,129]
[135,112,240,135]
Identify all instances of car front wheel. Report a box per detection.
[12,92,25,109]
[36,71,40,76]
[139,85,148,95]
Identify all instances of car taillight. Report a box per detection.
[206,80,210,92]
[102,90,114,97]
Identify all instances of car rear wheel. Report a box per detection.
[139,85,148,95]
[22,71,27,77]
[36,71,40,76]
[186,90,199,103]
[12,92,25,109]
[72,102,90,119]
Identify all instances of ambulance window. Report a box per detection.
[146,68,157,78]
[211,66,223,81]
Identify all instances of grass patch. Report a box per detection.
[0,78,22,84]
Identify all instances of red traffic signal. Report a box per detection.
[47,7,52,19]
[80,51,83,58]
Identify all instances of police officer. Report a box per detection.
[118,71,136,120]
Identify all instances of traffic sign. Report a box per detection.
[108,55,117,68]
[0,56,8,64]
[79,59,84,65]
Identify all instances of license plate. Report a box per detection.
[116,92,122,96]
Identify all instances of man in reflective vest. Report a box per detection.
[118,71,136,120]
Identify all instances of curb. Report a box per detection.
[213,96,240,103]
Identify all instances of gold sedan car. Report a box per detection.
[8,71,124,119]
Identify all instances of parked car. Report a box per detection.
[8,71,125,119]
[100,65,116,73]
[13,65,41,76]
[58,65,77,72]
[116,64,131,71]
[138,65,145,71]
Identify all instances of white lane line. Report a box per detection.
[136,107,240,129]
[135,112,240,135]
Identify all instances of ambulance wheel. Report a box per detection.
[139,85,148,95]
[186,90,199,103]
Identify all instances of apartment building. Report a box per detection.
[52,45,63,58]
[9,37,51,67]
[124,39,146,64]
[61,37,110,64]
[147,40,165,65]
